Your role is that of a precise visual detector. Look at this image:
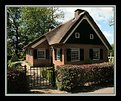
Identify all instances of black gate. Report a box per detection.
[28,66,55,89]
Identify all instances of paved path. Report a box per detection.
[89,87,114,94]
[30,87,114,94]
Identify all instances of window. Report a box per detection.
[90,34,94,39]
[75,32,80,38]
[55,48,62,61]
[37,49,46,59]
[93,48,100,60]
[57,48,61,60]
[71,48,80,61]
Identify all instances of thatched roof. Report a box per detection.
[24,9,112,50]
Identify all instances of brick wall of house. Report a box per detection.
[52,44,108,66]
[64,44,108,64]
[32,40,51,66]
[26,53,33,66]
[53,48,65,66]
[33,59,51,66]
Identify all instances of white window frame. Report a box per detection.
[71,48,80,62]
[37,49,46,59]
[56,48,61,61]
[75,32,80,38]
[90,34,94,39]
[93,48,100,60]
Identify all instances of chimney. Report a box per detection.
[74,9,85,19]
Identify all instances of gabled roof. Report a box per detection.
[44,13,85,45]
[84,12,112,50]
[23,35,45,49]
[24,9,112,50]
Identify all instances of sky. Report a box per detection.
[57,6,115,45]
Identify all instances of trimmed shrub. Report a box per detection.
[55,62,114,92]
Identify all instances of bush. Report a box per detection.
[55,62,114,92]
[10,53,19,62]
[8,61,22,71]
[7,64,30,93]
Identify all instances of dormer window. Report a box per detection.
[75,32,80,38]
[90,34,94,39]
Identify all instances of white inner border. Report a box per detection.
[5,5,116,96]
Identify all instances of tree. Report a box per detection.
[111,43,114,56]
[20,7,64,45]
[108,17,114,26]
[7,7,22,59]
[7,7,64,60]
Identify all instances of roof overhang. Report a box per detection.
[31,37,46,48]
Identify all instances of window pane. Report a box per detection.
[71,49,80,61]
[93,48,100,59]
[37,49,45,59]
[90,34,94,39]
[75,32,80,38]
[56,48,61,60]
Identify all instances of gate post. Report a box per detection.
[21,63,27,76]
[52,65,55,87]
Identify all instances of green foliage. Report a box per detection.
[25,60,32,67]
[56,63,114,92]
[19,51,26,61]
[108,43,114,57]
[7,7,22,59]
[41,68,48,79]
[20,7,64,44]
[7,62,30,93]
[7,61,22,71]
[7,7,64,61]
[10,53,19,62]
[111,43,114,56]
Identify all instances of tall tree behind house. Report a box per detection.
[7,7,64,60]
[7,7,22,58]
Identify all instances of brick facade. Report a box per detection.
[52,44,108,67]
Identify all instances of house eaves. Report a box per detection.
[31,37,46,48]
[23,35,46,49]
[85,12,112,50]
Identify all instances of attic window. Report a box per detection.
[90,34,94,39]
[75,32,80,38]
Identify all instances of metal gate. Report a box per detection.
[27,66,55,89]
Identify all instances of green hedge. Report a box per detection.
[55,62,114,92]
